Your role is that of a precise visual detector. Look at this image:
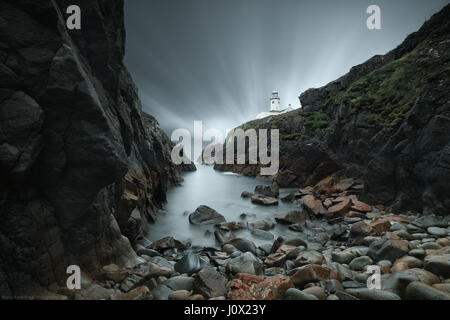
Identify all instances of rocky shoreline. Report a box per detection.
[52,175,449,300]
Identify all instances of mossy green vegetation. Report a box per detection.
[329,33,450,128]
[238,109,329,137]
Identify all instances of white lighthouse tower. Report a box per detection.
[270,90,280,111]
[256,90,296,119]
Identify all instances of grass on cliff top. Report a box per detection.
[328,33,450,128]
[239,109,328,136]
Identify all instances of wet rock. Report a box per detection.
[302,286,327,300]
[283,237,308,249]
[412,216,448,230]
[326,198,351,218]
[281,191,302,202]
[409,248,426,259]
[319,279,345,294]
[111,286,152,300]
[247,219,275,231]
[227,273,294,300]
[350,221,374,239]
[227,238,257,254]
[332,251,357,265]
[382,268,440,298]
[194,266,227,299]
[255,181,279,198]
[258,244,273,256]
[120,274,145,292]
[370,219,392,235]
[349,256,373,271]
[265,253,287,267]
[390,222,407,232]
[227,252,263,275]
[405,281,450,300]
[174,253,208,275]
[290,264,330,288]
[349,196,372,213]
[222,244,238,254]
[73,284,116,300]
[421,242,442,250]
[136,246,160,257]
[368,233,409,263]
[251,194,279,205]
[433,283,450,293]
[345,288,400,300]
[251,229,274,240]
[275,211,308,225]
[148,236,187,251]
[302,195,326,216]
[189,205,226,225]
[294,251,325,267]
[216,221,245,231]
[427,227,448,237]
[342,280,366,289]
[241,191,254,198]
[424,253,450,278]
[168,290,192,300]
[151,284,172,300]
[392,256,423,272]
[214,229,234,245]
[163,276,194,291]
[284,287,319,300]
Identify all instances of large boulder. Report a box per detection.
[254,181,279,198]
[189,205,226,225]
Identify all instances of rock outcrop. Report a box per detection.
[0,0,189,297]
[215,4,450,215]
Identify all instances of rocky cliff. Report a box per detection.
[215,4,450,216]
[0,0,186,296]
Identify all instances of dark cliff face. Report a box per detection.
[0,0,182,295]
[215,4,450,216]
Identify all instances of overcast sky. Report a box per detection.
[124,0,449,136]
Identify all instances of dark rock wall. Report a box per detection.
[0,0,181,295]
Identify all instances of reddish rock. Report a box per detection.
[349,195,372,213]
[290,264,330,287]
[350,221,374,238]
[302,195,326,215]
[346,211,366,218]
[227,273,294,300]
[275,245,297,255]
[265,253,287,267]
[326,198,351,218]
[370,219,392,235]
[391,256,422,273]
[217,221,245,231]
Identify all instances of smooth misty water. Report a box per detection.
[146,165,302,248]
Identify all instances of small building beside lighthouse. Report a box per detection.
[256,90,295,119]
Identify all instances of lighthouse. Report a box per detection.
[270,91,280,111]
[256,90,296,119]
